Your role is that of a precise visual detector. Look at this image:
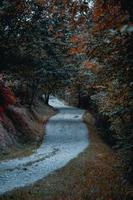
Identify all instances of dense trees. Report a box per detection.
[0,0,91,105]
[0,0,132,181]
[0,0,68,105]
[88,0,133,182]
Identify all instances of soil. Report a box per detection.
[0,99,55,161]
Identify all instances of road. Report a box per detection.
[0,97,89,195]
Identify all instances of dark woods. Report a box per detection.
[0,0,133,182]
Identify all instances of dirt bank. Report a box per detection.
[0,99,55,160]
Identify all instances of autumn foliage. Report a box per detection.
[87,0,133,182]
[92,0,129,32]
[0,83,16,122]
[0,0,133,183]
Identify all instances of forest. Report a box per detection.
[0,0,133,200]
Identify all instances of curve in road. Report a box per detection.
[0,97,89,195]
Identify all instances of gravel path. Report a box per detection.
[0,97,89,195]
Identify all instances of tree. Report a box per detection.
[87,0,133,181]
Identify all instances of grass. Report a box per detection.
[0,111,133,200]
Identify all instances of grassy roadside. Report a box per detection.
[0,111,132,200]
[0,101,56,161]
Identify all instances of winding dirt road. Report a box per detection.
[0,97,89,195]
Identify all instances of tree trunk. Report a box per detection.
[45,94,49,105]
[29,81,38,108]
[77,86,82,107]
[44,93,50,105]
[78,91,81,107]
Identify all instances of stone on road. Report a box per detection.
[0,97,89,195]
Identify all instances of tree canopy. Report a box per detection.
[0,0,133,181]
